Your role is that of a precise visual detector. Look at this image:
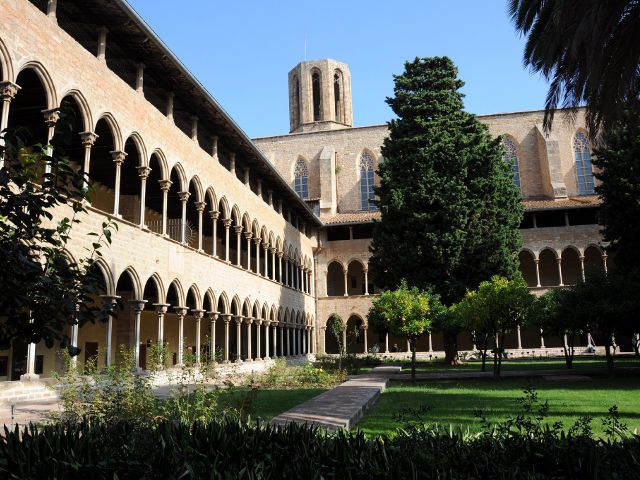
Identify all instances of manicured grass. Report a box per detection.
[216,387,327,421]
[357,375,640,437]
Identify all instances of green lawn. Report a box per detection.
[216,387,327,421]
[357,355,640,375]
[357,376,640,437]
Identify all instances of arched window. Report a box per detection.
[334,71,342,123]
[574,132,595,195]
[359,152,377,211]
[503,137,521,189]
[293,159,309,199]
[292,76,300,127]
[312,71,321,122]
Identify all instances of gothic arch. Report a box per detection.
[94,112,123,151]
[218,196,230,219]
[142,273,165,304]
[188,175,204,203]
[166,279,185,307]
[203,288,217,313]
[91,257,115,296]
[116,266,143,300]
[149,149,169,180]
[186,284,202,310]
[58,89,93,132]
[217,291,230,314]
[16,61,57,109]
[0,37,15,81]
[168,162,188,192]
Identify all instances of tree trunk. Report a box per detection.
[410,337,417,384]
[443,330,459,365]
[481,334,489,372]
[605,341,615,378]
[494,331,504,378]
[562,333,574,369]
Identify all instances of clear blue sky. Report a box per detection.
[127,0,550,138]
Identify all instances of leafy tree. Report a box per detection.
[0,125,114,355]
[368,281,439,381]
[369,57,523,363]
[327,313,345,369]
[456,276,533,377]
[509,0,640,136]
[592,110,640,276]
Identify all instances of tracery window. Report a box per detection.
[503,137,521,190]
[334,71,342,122]
[574,132,595,195]
[312,71,321,122]
[294,159,309,199]
[359,152,377,211]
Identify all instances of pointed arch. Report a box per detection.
[150,149,169,180]
[58,89,92,132]
[188,175,204,203]
[169,163,188,192]
[231,204,242,227]
[311,68,322,121]
[218,196,230,219]
[203,288,217,313]
[92,257,115,296]
[17,61,57,109]
[242,212,252,232]
[231,295,242,315]
[142,273,165,304]
[574,131,595,195]
[270,305,277,322]
[206,187,218,212]
[253,300,262,319]
[94,112,123,151]
[116,266,143,299]
[217,291,230,314]
[242,298,252,317]
[166,279,185,307]
[186,284,202,310]
[124,132,147,167]
[0,37,15,81]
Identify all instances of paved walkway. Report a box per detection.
[271,366,401,431]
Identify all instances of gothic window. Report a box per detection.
[359,152,377,211]
[292,76,300,127]
[334,71,342,123]
[293,159,309,199]
[574,132,595,195]
[503,137,521,190]
[312,71,321,122]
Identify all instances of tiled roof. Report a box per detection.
[322,211,382,225]
[523,196,601,211]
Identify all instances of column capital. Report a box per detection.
[277,251,284,259]
[269,247,277,254]
[0,81,20,101]
[244,317,254,325]
[207,311,219,321]
[137,165,152,179]
[174,306,189,316]
[194,201,206,212]
[42,108,60,128]
[534,258,540,264]
[253,236,262,246]
[158,179,172,192]
[178,191,190,202]
[209,210,220,220]
[79,131,99,147]
[255,319,263,326]
[110,150,127,164]
[223,218,233,229]
[234,315,243,324]
[244,231,253,240]
[222,313,232,323]
[153,303,170,314]
[129,299,147,312]
[191,309,205,319]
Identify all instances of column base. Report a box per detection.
[20,373,40,381]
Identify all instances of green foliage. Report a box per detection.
[369,56,523,307]
[593,110,640,276]
[509,0,640,135]
[0,127,116,352]
[254,358,347,389]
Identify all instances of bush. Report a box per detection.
[253,359,346,389]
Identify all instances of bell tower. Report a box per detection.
[288,59,353,133]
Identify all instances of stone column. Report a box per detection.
[235,316,243,362]
[208,312,218,363]
[159,180,172,236]
[101,295,119,367]
[243,167,250,187]
[137,166,151,228]
[174,307,188,367]
[166,92,174,121]
[245,317,253,361]
[223,314,231,362]
[556,256,564,286]
[195,202,206,251]
[135,63,145,93]
[517,324,523,349]
[363,326,368,353]
[192,309,205,365]
[97,27,108,61]
[343,269,348,296]
[244,232,253,270]
[223,219,232,262]
[210,211,219,257]
[274,322,280,358]
[534,258,542,288]
[603,253,608,273]
[264,320,270,359]
[70,311,79,369]
[270,248,276,280]
[342,327,347,355]
[0,82,20,167]
[254,237,261,276]
[278,252,283,283]
[153,303,169,367]
[111,151,127,217]
[43,108,59,161]
[234,225,243,266]
[540,328,546,348]
[178,191,190,245]
[190,116,198,142]
[364,269,370,295]
[211,135,218,161]
[256,319,262,360]
[130,300,147,371]
[284,257,289,285]
[428,333,433,352]
[579,255,586,282]
[385,333,389,353]
[22,338,38,380]
[286,326,291,356]
[229,152,236,176]
[47,0,58,19]
[79,131,97,192]
[263,244,269,277]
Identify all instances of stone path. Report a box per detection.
[271,365,401,431]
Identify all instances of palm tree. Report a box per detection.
[509,0,640,139]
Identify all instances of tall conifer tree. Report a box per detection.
[369,57,523,307]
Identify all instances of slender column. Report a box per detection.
[243,167,250,187]
[174,307,188,367]
[274,323,280,358]
[46,0,57,19]
[23,339,37,380]
[263,244,269,277]
[297,327,301,355]
[343,269,348,296]
[284,257,289,285]
[286,327,291,356]
[301,267,306,293]
[192,309,205,365]
[257,179,263,197]
[270,248,276,281]
[556,256,564,286]
[137,166,151,228]
[101,295,119,367]
[79,132,98,193]
[540,328,546,348]
[299,266,303,292]
[211,136,218,161]
[97,27,108,62]
[0,82,20,167]
[278,252,283,283]
[245,318,253,361]
[130,300,147,370]
[110,150,127,216]
[472,331,477,351]
[195,201,205,251]
[229,152,236,176]
[208,312,218,363]
[534,258,541,287]
[267,189,273,206]
[70,309,79,369]
[579,255,586,282]
[603,253,608,273]
[517,325,523,349]
[235,316,243,362]
[385,333,389,353]
[166,92,174,121]
[342,328,347,354]
[223,219,232,262]
[42,109,59,162]
[245,232,253,270]
[264,321,270,359]
[210,211,219,257]
[223,314,231,362]
[364,269,370,295]
[363,326,368,353]
[234,226,243,266]
[428,333,433,352]
[159,180,172,236]
[256,320,262,360]
[254,237,262,276]
[153,303,169,368]
[178,191,190,245]
[135,63,145,93]
[190,116,198,142]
